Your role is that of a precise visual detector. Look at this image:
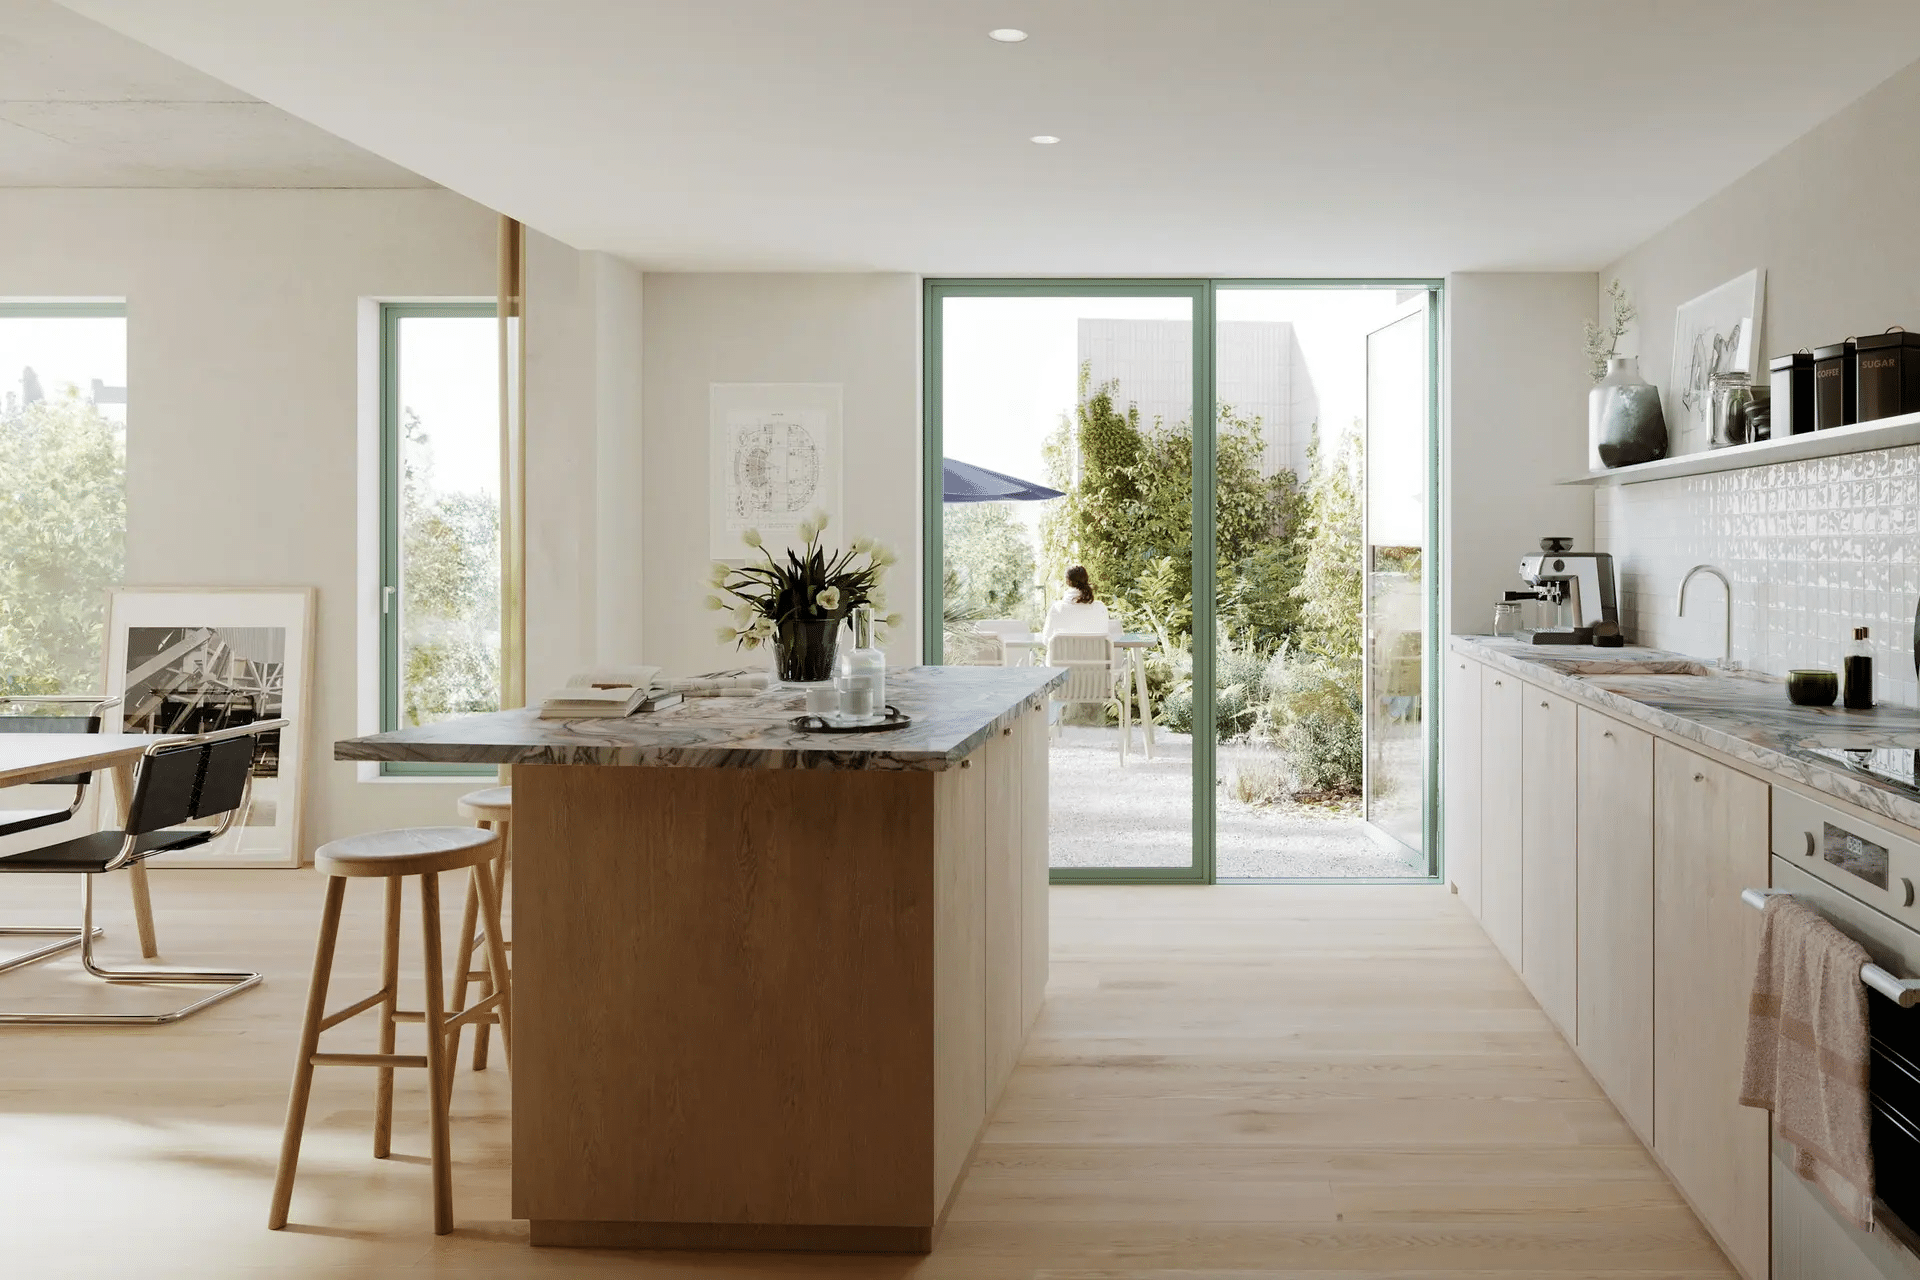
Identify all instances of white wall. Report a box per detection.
[1443,272,1597,636]
[0,187,498,849]
[640,273,921,679]
[523,235,644,695]
[1592,57,1920,682]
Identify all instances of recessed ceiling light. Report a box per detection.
[989,28,1028,42]
[1030,135,1060,145]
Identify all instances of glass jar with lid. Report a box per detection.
[1709,370,1755,448]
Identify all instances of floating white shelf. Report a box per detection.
[1560,409,1920,486]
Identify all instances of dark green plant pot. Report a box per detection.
[775,617,841,684]
[1786,669,1838,706]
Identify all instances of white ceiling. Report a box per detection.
[0,0,429,187]
[47,1,1920,272]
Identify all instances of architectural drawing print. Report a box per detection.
[709,383,843,557]
[727,411,824,529]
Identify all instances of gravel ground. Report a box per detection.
[1046,725,1424,878]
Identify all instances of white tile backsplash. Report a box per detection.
[1597,445,1920,709]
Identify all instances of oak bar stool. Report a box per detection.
[270,825,510,1236]
[448,785,511,1072]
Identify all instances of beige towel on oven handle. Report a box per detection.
[1739,894,1875,1230]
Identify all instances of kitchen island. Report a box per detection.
[336,664,1065,1253]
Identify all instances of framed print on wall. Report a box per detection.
[709,382,844,559]
[104,587,315,868]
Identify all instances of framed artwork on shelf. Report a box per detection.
[103,587,315,868]
[1669,269,1766,456]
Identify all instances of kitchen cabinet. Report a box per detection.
[1478,669,1524,970]
[1445,655,1482,916]
[1574,707,1654,1144]
[1652,739,1770,1280]
[1521,686,1578,1038]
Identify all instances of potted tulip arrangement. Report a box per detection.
[705,510,901,684]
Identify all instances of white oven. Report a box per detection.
[1767,787,1920,1279]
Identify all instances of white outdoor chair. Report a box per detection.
[974,619,1039,667]
[1046,633,1136,763]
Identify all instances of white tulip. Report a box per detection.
[816,586,842,612]
[741,528,763,549]
[702,595,725,611]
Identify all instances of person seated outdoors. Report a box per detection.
[1041,566,1111,641]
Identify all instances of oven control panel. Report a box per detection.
[1772,788,1920,924]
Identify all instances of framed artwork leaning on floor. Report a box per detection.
[103,587,315,868]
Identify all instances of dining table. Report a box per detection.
[996,629,1159,763]
[0,733,169,957]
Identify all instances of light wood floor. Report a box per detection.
[0,872,1736,1278]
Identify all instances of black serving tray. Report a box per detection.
[790,706,913,733]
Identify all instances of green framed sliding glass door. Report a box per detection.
[924,279,1442,886]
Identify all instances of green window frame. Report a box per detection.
[922,278,1443,885]
[378,301,499,777]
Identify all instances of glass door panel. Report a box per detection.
[1363,308,1432,866]
[935,289,1198,878]
[1211,286,1431,878]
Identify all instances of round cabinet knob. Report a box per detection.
[1602,730,1614,740]
[1540,701,1550,709]
[1804,831,1817,858]
[1694,773,1706,783]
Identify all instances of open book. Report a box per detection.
[539,666,680,719]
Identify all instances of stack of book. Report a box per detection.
[538,666,682,719]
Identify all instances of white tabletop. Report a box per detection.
[0,734,167,787]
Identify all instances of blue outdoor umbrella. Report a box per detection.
[942,457,1065,504]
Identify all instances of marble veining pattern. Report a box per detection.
[335,665,1068,772]
[1597,444,1920,708]
[1456,635,1920,833]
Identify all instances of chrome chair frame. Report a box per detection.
[0,717,285,1025]
[0,695,123,974]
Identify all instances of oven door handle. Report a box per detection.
[1742,887,1920,1008]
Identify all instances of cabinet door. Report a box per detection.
[983,720,1024,1103]
[1653,740,1770,1280]
[1575,707,1654,1143]
[1478,670,1524,971]
[1445,654,1482,916]
[1521,685,1578,1037]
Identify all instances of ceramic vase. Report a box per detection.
[1588,355,1669,469]
[774,616,840,684]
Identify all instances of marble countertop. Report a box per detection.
[335,665,1068,772]
[1454,635,1920,831]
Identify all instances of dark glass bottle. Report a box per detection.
[1844,626,1875,709]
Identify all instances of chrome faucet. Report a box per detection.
[1678,564,1735,669]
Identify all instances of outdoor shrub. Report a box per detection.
[1224,750,1291,807]
[1258,645,1364,794]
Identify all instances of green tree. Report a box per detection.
[399,409,500,725]
[1293,424,1364,671]
[942,501,1037,624]
[0,385,125,694]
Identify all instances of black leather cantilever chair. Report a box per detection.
[0,717,284,1024]
[0,695,121,973]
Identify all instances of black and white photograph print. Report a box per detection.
[106,588,314,867]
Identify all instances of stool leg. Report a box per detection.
[269,875,348,1231]
[447,858,483,1073]
[469,860,496,1071]
[373,875,402,1159]
[475,851,512,1067]
[419,870,454,1235]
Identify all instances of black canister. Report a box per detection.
[1769,351,1816,435]
[1856,328,1920,422]
[1814,339,1858,430]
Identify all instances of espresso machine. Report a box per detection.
[1515,537,1623,647]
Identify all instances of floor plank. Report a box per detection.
[0,874,1734,1276]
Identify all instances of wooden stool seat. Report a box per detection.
[315,826,499,879]
[455,785,513,823]
[272,825,510,1236]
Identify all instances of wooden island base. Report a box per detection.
[509,703,1049,1252]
